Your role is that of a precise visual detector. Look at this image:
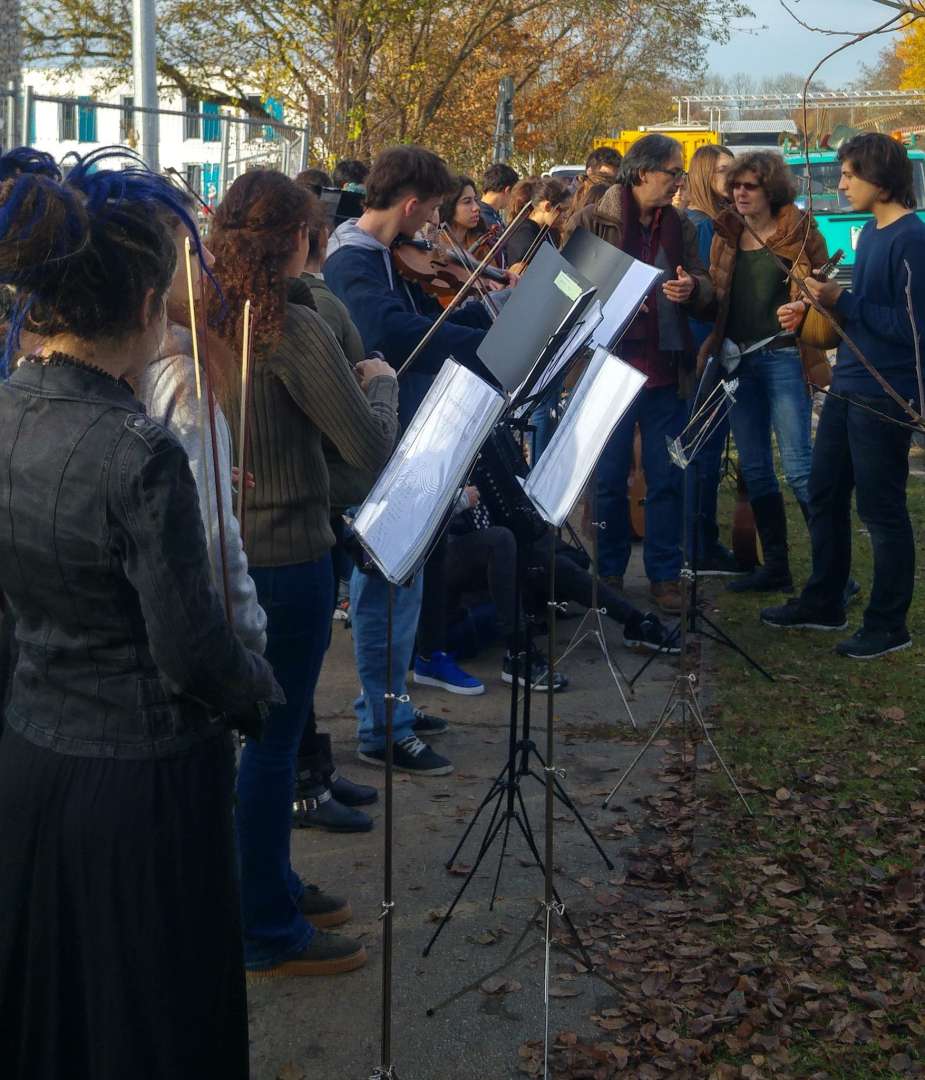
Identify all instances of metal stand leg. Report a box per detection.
[557,471,636,728]
[372,584,399,1080]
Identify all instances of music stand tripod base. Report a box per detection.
[601,669,752,816]
[556,490,636,730]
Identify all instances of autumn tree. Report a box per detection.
[897,15,925,89]
[25,0,751,163]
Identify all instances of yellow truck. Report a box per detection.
[594,128,719,168]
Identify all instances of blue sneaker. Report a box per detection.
[413,651,485,695]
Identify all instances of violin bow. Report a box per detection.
[184,236,217,567]
[236,300,256,534]
[396,198,535,379]
[185,237,234,619]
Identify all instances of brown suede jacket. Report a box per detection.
[701,203,831,387]
[564,183,715,397]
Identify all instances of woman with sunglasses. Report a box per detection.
[701,151,832,594]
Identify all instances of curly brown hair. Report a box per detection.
[727,151,798,215]
[208,169,313,356]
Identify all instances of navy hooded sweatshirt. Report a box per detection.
[832,212,925,402]
[324,219,495,427]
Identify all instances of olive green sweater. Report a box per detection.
[224,301,399,567]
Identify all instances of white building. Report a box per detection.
[22,67,307,206]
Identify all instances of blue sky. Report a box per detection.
[706,0,899,85]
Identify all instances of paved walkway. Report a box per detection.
[247,547,692,1080]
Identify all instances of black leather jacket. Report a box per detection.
[0,357,282,759]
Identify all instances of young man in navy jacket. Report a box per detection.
[763,133,925,658]
[325,146,507,775]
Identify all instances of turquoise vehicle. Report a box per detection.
[784,148,925,285]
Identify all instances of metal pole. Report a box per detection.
[22,84,33,147]
[132,0,159,170]
[219,110,231,198]
[299,130,309,172]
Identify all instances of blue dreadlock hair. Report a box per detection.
[0,147,62,181]
[0,147,220,374]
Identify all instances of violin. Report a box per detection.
[468,223,502,263]
[392,236,507,303]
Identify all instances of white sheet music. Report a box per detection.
[524,347,647,527]
[589,260,664,351]
[354,359,506,584]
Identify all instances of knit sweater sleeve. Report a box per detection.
[272,303,399,472]
[139,353,268,655]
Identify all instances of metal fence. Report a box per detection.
[2,83,314,207]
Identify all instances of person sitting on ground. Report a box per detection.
[762,133,925,659]
[332,158,369,193]
[446,484,679,671]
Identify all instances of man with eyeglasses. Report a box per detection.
[568,133,714,615]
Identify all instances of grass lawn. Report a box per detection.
[528,461,924,1080]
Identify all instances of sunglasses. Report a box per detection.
[732,181,761,191]
[655,167,686,181]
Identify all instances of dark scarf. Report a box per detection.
[620,185,692,359]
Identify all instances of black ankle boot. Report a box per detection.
[315,733,377,808]
[293,737,374,833]
[292,778,374,832]
[727,492,793,593]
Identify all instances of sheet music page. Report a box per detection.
[354,359,506,583]
[524,347,647,527]
[589,260,664,351]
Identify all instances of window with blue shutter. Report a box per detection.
[202,162,220,205]
[263,97,283,142]
[78,97,97,142]
[203,101,221,142]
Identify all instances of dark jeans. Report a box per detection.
[236,556,334,968]
[801,394,914,632]
[417,533,448,656]
[530,533,636,624]
[597,384,686,582]
[447,527,637,635]
[446,527,519,640]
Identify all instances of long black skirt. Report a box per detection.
[0,727,249,1080]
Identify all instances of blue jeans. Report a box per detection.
[350,566,422,751]
[597,383,686,582]
[801,393,914,632]
[236,556,333,969]
[728,347,812,503]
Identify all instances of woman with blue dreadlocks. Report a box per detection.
[0,154,282,1079]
